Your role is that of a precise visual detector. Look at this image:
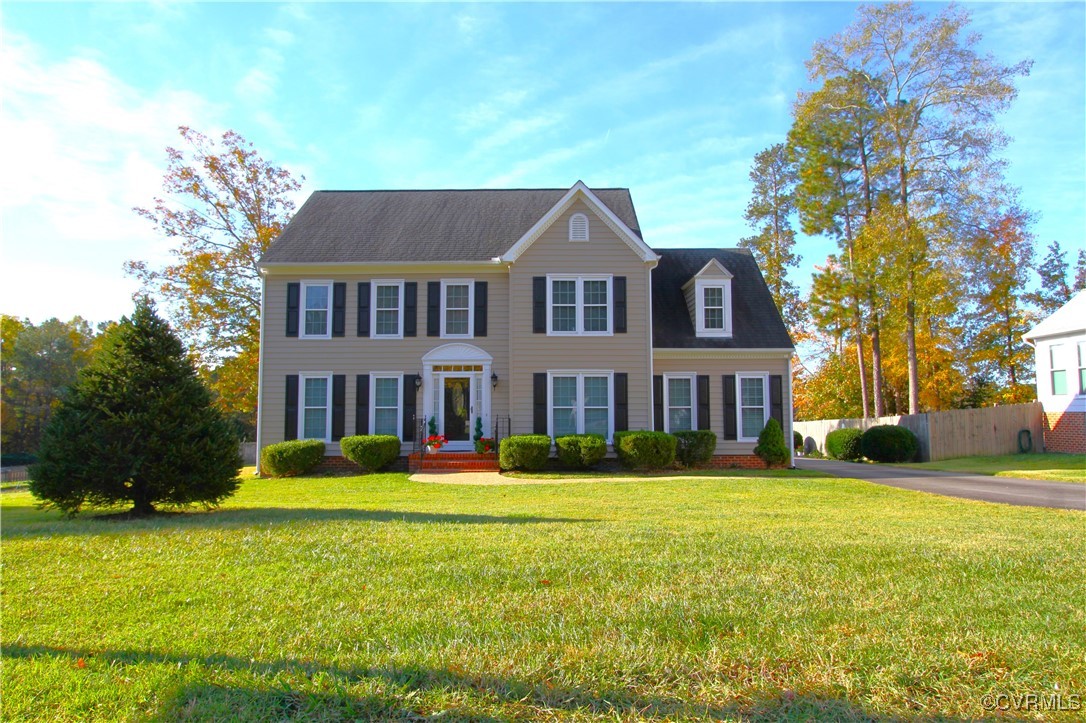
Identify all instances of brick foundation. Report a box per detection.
[701,454,781,469]
[313,455,408,474]
[1043,411,1086,453]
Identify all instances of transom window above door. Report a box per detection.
[547,275,612,335]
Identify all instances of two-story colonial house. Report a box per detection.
[255,182,795,470]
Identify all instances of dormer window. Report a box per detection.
[569,213,589,241]
[694,278,732,337]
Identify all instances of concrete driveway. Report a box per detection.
[795,458,1085,511]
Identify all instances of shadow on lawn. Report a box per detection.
[1,506,597,538]
[4,644,960,721]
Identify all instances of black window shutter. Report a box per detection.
[402,374,418,441]
[404,282,418,337]
[697,375,710,431]
[474,281,488,337]
[284,375,299,440]
[356,375,370,435]
[331,375,346,440]
[332,283,346,337]
[653,375,664,431]
[723,375,737,441]
[427,281,440,337]
[533,373,548,434]
[770,375,784,429]
[614,373,629,432]
[613,276,627,333]
[532,277,546,333]
[357,283,371,337]
[286,283,300,337]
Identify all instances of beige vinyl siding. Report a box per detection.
[508,199,654,436]
[259,270,510,456]
[653,355,792,456]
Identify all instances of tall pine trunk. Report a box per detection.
[870,311,886,416]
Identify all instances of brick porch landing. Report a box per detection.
[408,451,500,473]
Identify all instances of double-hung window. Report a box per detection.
[737,375,768,441]
[694,278,731,337]
[442,280,474,338]
[550,372,612,439]
[371,375,402,438]
[547,275,611,335]
[301,281,332,338]
[300,374,332,440]
[664,374,696,432]
[372,281,404,338]
[1051,344,1067,395]
[1079,342,1086,395]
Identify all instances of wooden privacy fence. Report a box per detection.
[794,402,1044,462]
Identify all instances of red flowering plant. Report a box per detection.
[424,434,448,450]
[474,437,495,454]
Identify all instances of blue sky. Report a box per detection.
[2,2,1083,326]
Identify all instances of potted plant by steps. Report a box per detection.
[424,434,448,453]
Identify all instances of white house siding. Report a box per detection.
[507,199,655,436]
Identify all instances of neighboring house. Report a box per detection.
[255,182,795,470]
[1023,289,1086,453]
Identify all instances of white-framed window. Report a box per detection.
[737,374,768,442]
[299,373,332,441]
[1050,344,1067,396]
[1079,342,1086,395]
[695,278,731,337]
[301,281,333,339]
[569,213,589,241]
[371,375,402,438]
[549,371,613,440]
[371,280,404,339]
[664,373,696,433]
[547,275,612,336]
[441,280,474,338]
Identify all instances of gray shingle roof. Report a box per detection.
[651,248,794,349]
[259,188,642,264]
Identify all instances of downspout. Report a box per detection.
[254,270,267,476]
[787,350,796,468]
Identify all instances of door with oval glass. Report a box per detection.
[442,376,472,442]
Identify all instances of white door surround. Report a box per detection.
[421,343,493,451]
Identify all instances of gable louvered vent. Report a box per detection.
[569,213,589,241]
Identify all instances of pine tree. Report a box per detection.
[30,300,241,517]
[1074,249,1086,292]
[1027,240,1072,314]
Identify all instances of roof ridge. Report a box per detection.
[313,187,632,194]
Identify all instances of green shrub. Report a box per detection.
[754,418,789,467]
[673,430,716,468]
[261,439,326,477]
[555,434,607,469]
[825,428,864,461]
[793,430,803,452]
[499,435,552,471]
[340,435,401,472]
[861,425,920,463]
[613,431,677,470]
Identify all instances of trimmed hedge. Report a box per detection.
[861,425,920,463]
[613,431,677,471]
[825,428,864,461]
[754,418,789,467]
[793,430,803,452]
[261,439,325,477]
[673,430,716,468]
[340,435,401,472]
[499,435,552,471]
[555,434,607,470]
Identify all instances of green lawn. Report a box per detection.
[896,453,1086,483]
[2,472,1083,721]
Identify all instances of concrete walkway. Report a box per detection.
[795,458,1085,511]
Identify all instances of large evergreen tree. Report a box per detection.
[30,300,241,517]
[1027,240,1073,314]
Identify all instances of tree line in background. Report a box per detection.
[738,1,1085,421]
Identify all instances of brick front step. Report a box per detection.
[408,451,500,473]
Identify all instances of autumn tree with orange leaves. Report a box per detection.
[127,127,302,436]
